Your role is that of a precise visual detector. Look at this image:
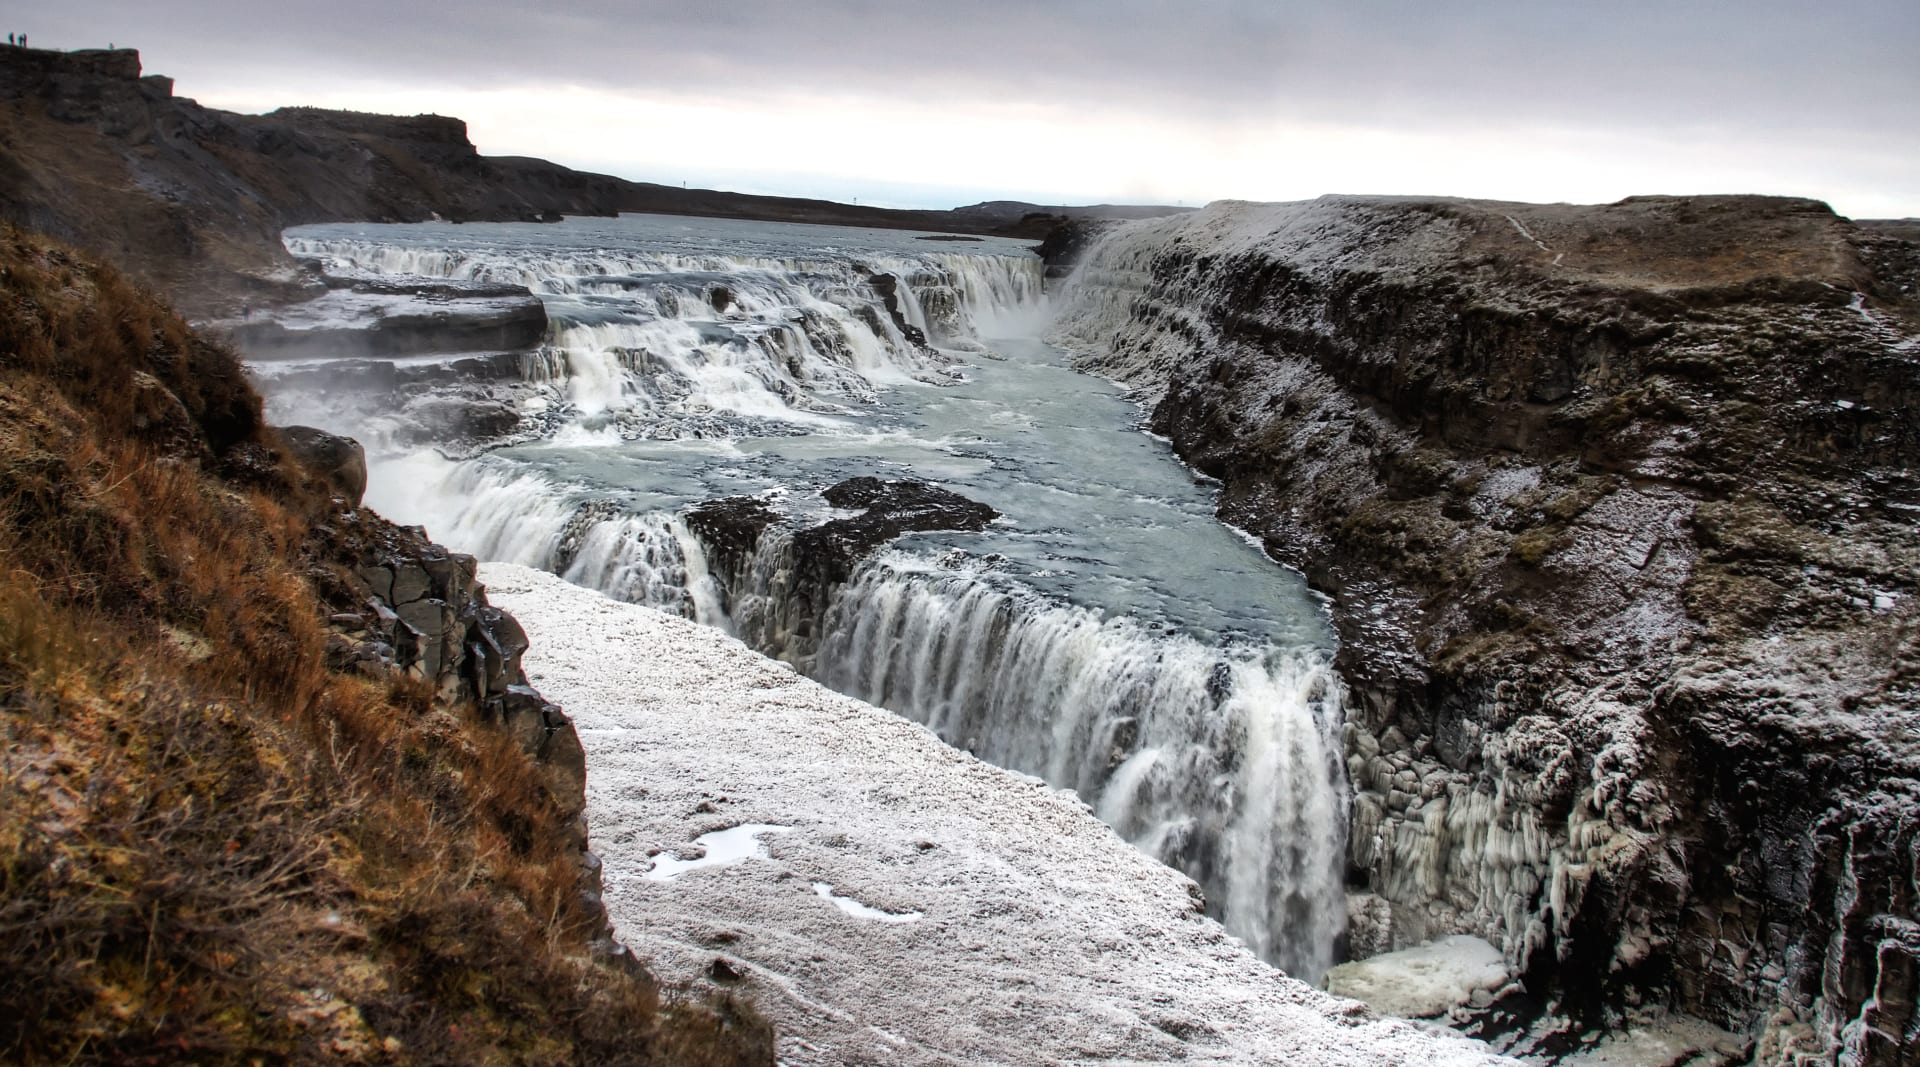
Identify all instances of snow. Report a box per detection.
[1324,936,1511,1019]
[480,562,1512,1066]
[1488,1008,1747,1065]
[1503,215,1555,256]
[810,882,922,923]
[646,824,792,882]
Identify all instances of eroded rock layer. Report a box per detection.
[1050,195,1920,1063]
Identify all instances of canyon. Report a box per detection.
[5,39,1918,1066]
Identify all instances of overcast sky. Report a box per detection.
[26,1,1920,216]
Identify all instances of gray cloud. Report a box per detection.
[31,2,1917,126]
[23,1,1920,208]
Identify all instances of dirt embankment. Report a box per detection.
[0,225,774,1064]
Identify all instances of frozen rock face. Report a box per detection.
[1050,195,1920,1062]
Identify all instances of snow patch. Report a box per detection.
[1556,1011,1746,1066]
[810,882,922,923]
[1503,215,1555,256]
[646,824,791,881]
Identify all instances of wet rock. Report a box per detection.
[800,478,998,585]
[681,479,997,663]
[1033,217,1119,278]
[279,424,367,505]
[866,273,929,346]
[402,395,522,443]
[228,285,549,358]
[685,496,783,580]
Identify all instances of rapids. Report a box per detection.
[260,212,1350,981]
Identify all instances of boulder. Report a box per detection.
[278,424,367,505]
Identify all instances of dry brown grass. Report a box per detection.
[0,226,772,1064]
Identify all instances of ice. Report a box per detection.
[1323,935,1511,1019]
[481,562,1511,1066]
[1556,1012,1746,1066]
[646,824,792,881]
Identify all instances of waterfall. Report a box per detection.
[284,215,1349,983]
[285,230,1046,434]
[365,450,1350,982]
[364,453,726,625]
[811,555,1349,982]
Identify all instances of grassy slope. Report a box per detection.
[0,226,772,1065]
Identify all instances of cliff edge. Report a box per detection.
[1053,194,1920,1064]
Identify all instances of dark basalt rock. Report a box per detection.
[227,289,549,358]
[801,477,998,585]
[278,424,367,506]
[1063,194,1920,1059]
[682,479,996,662]
[1034,217,1119,278]
[866,273,930,346]
[685,496,783,585]
[310,505,598,882]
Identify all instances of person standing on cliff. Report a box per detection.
[7,34,14,46]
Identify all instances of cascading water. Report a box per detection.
[256,212,1352,982]
[813,555,1347,980]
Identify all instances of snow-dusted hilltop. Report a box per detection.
[481,563,1506,1067]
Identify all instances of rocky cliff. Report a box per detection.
[0,45,1091,315]
[1051,195,1919,1064]
[0,225,772,1063]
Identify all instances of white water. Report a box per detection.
[816,555,1347,978]
[264,212,1352,982]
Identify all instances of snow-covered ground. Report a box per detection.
[482,563,1507,1066]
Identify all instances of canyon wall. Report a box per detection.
[1051,195,1920,1063]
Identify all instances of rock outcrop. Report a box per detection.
[278,423,368,504]
[229,278,551,359]
[1052,194,1920,1064]
[686,479,998,662]
[308,499,605,910]
[803,477,1000,583]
